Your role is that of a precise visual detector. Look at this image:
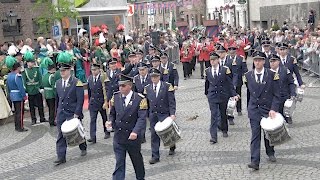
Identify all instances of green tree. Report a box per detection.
[33,0,79,34]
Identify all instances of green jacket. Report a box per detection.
[22,67,42,95]
[42,72,56,99]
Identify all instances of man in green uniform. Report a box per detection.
[41,57,57,126]
[22,50,46,125]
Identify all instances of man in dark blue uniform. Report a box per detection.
[54,52,87,165]
[150,55,166,81]
[144,45,156,65]
[6,56,28,132]
[254,39,276,69]
[126,51,139,77]
[160,52,179,90]
[106,58,133,103]
[87,63,110,144]
[205,52,239,143]
[244,51,281,170]
[278,42,304,88]
[144,68,177,164]
[133,62,151,94]
[108,74,147,180]
[269,54,297,124]
[226,46,248,124]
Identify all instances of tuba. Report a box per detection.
[183,41,190,57]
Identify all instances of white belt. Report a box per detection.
[44,87,53,90]
[11,90,20,92]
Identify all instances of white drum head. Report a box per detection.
[155,117,173,132]
[260,113,285,131]
[61,118,80,133]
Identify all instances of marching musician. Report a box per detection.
[205,52,239,142]
[108,74,147,180]
[197,37,212,79]
[87,63,110,144]
[6,56,28,132]
[149,55,167,81]
[278,43,304,89]
[254,38,276,69]
[133,62,151,94]
[236,32,249,60]
[244,51,281,170]
[160,52,179,90]
[126,51,139,77]
[269,54,297,124]
[180,41,194,80]
[226,46,248,119]
[41,57,57,127]
[54,52,87,166]
[144,68,176,164]
[144,45,156,65]
[22,51,46,125]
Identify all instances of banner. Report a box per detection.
[134,0,201,11]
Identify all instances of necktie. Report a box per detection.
[142,77,145,84]
[214,69,218,78]
[63,80,66,89]
[257,74,262,83]
[221,61,224,66]
[282,59,286,66]
[122,96,126,107]
[154,85,157,92]
[94,77,97,83]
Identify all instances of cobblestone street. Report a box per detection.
[1,59,320,180]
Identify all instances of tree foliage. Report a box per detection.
[33,0,79,34]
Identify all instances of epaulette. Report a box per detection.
[143,87,147,95]
[76,80,83,87]
[139,98,148,110]
[287,69,291,74]
[171,63,177,70]
[163,68,169,75]
[110,95,115,106]
[242,75,247,83]
[167,83,175,91]
[292,56,297,64]
[274,73,280,80]
[137,93,145,98]
[225,66,231,75]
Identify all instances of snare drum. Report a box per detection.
[284,99,296,118]
[260,113,291,146]
[61,118,86,146]
[154,117,181,147]
[296,87,304,102]
[226,98,236,117]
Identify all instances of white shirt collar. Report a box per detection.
[153,81,161,97]
[271,67,279,73]
[123,90,133,106]
[254,68,265,82]
[62,76,71,86]
[162,62,168,69]
[211,65,220,77]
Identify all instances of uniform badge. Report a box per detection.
[274,73,280,80]
[226,67,231,75]
[110,95,115,106]
[163,69,169,75]
[232,61,237,66]
[143,87,147,95]
[139,98,148,110]
[76,80,83,87]
[168,84,175,92]
[293,57,297,64]
[287,69,291,74]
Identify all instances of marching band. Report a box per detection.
[0,26,308,179]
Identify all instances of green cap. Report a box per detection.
[5,56,17,70]
[40,57,54,69]
[57,51,73,69]
[23,50,35,62]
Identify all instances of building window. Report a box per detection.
[159,23,163,29]
[159,7,163,14]
[165,24,169,29]
[141,24,145,29]
[33,19,50,34]
[165,7,170,13]
[2,18,22,37]
[141,9,144,15]
[0,0,20,2]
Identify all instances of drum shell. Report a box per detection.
[296,88,304,102]
[61,119,86,147]
[263,123,291,146]
[155,121,181,147]
[226,98,236,117]
[284,99,296,118]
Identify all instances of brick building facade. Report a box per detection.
[0,0,49,44]
[128,0,206,30]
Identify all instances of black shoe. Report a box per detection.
[238,112,243,116]
[222,132,228,138]
[50,123,57,127]
[210,139,217,144]
[201,76,204,79]
[31,122,37,126]
[80,150,87,156]
[54,158,66,166]
[17,128,28,132]
[248,162,259,170]
[87,139,96,144]
[184,77,187,80]
[40,119,48,123]
[169,150,175,156]
[149,158,160,164]
[286,118,293,124]
[229,119,235,125]
[104,133,110,139]
[141,138,146,143]
[268,155,277,162]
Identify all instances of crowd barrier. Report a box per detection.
[290,47,320,87]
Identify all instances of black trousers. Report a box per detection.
[191,56,196,71]
[279,100,292,123]
[199,61,210,77]
[46,98,56,125]
[182,62,191,78]
[28,93,45,122]
[113,141,145,180]
[13,101,24,130]
[236,86,242,112]
[89,107,109,140]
